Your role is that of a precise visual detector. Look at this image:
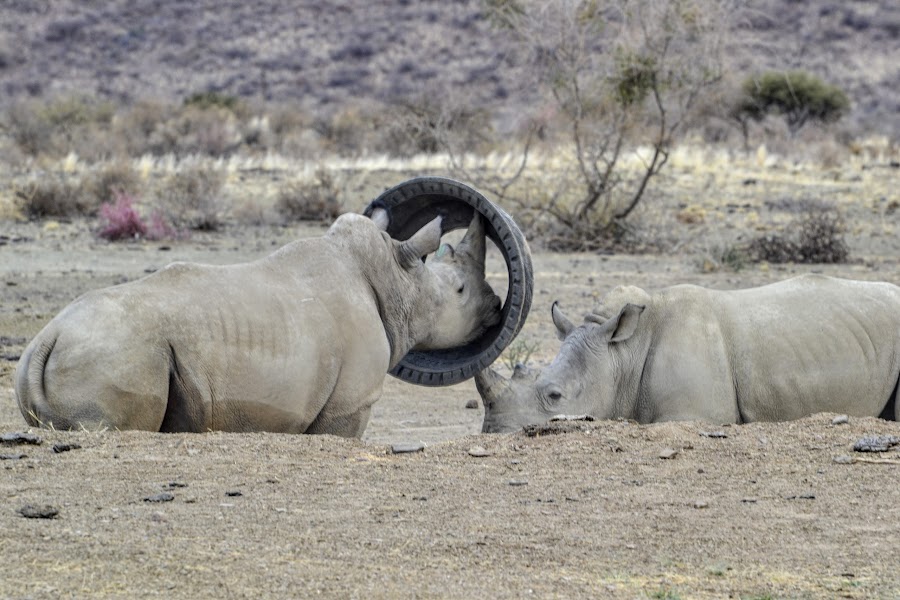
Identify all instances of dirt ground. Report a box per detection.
[1,159,899,598]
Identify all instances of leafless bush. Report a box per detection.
[381,93,495,158]
[79,161,141,207]
[746,208,849,264]
[15,176,96,218]
[4,96,115,158]
[274,169,342,223]
[155,165,227,231]
[486,0,733,250]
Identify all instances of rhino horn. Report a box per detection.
[551,301,575,341]
[398,216,443,269]
[457,213,486,271]
[474,366,510,400]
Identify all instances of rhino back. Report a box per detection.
[711,275,900,421]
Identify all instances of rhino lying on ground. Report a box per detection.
[477,275,900,433]
[16,210,501,436]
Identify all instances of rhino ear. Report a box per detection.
[398,217,443,269]
[370,208,390,231]
[457,213,486,271]
[551,301,575,341]
[602,303,645,343]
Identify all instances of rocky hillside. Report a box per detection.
[0,0,897,137]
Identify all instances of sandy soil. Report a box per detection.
[1,160,899,598]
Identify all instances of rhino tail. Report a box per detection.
[15,331,58,428]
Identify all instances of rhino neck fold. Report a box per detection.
[624,336,654,422]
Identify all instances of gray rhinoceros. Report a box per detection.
[478,275,900,433]
[16,210,501,436]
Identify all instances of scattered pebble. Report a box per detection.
[853,435,900,453]
[692,500,709,509]
[1,432,43,446]
[833,455,854,464]
[167,482,188,488]
[741,497,758,503]
[0,453,26,460]
[464,399,479,409]
[699,431,728,438]
[52,443,82,454]
[831,415,849,425]
[391,442,426,454]
[225,490,243,497]
[467,446,492,458]
[508,480,528,487]
[658,448,679,459]
[144,492,175,503]
[19,504,59,519]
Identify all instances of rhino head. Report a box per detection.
[476,301,646,433]
[371,209,502,360]
[476,362,542,433]
[418,213,501,348]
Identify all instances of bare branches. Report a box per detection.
[482,0,731,250]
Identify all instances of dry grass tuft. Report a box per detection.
[155,165,227,231]
[274,168,342,223]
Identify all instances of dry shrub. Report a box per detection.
[155,165,227,230]
[114,101,170,156]
[274,169,342,223]
[80,161,141,207]
[149,106,243,157]
[97,191,176,242]
[5,96,115,158]
[15,176,97,218]
[746,208,849,264]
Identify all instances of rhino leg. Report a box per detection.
[36,330,169,431]
[306,406,373,438]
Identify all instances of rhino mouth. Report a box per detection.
[364,177,533,387]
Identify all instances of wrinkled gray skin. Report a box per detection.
[16,212,501,436]
[478,275,900,433]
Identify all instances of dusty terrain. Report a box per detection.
[1,159,899,598]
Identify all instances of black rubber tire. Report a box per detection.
[363,176,533,387]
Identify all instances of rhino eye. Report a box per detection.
[547,391,562,403]
[457,284,465,294]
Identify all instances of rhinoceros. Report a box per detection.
[477,275,900,433]
[16,210,502,436]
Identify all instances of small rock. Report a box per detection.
[785,494,816,501]
[467,446,492,458]
[52,443,82,454]
[658,448,679,459]
[508,480,528,486]
[833,455,855,464]
[699,431,728,438]
[464,399,479,409]
[167,482,188,488]
[0,453,26,460]
[692,500,709,509]
[391,442,426,454]
[19,504,59,519]
[144,492,175,503]
[831,415,849,425]
[741,497,758,503]
[853,435,900,453]
[225,490,242,497]
[1,432,43,446]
